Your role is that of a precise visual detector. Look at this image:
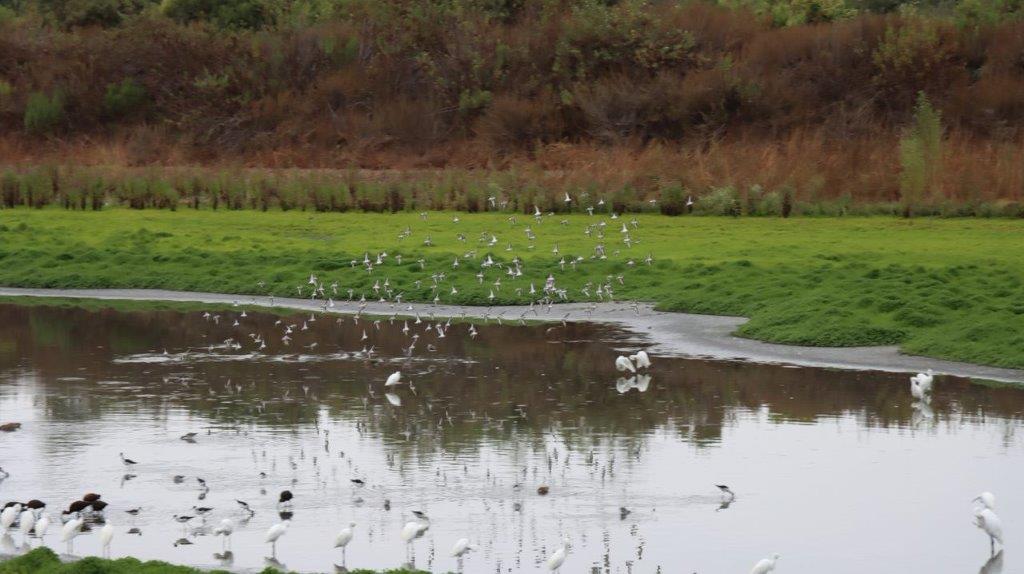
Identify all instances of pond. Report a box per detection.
[0,302,1021,573]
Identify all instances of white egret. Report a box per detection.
[35,513,50,539]
[334,522,355,562]
[1,503,21,528]
[385,371,402,387]
[401,512,430,562]
[630,350,652,369]
[546,538,570,571]
[974,508,1003,553]
[60,513,84,552]
[18,509,36,542]
[451,537,477,557]
[614,355,635,373]
[214,518,235,549]
[99,522,114,557]
[265,520,290,556]
[910,378,928,401]
[751,553,780,574]
[974,492,996,511]
[911,369,934,393]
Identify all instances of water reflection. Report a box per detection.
[0,302,1022,573]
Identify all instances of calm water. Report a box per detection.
[0,302,1021,573]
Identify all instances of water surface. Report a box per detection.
[0,302,1021,573]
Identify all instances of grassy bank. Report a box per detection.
[0,547,429,574]
[0,208,1023,368]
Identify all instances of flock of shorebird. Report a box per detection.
[0,209,1012,572]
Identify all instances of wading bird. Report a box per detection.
[546,538,570,571]
[974,507,1004,554]
[751,553,780,574]
[60,513,84,552]
[214,518,234,549]
[265,519,290,556]
[100,522,115,557]
[334,522,355,562]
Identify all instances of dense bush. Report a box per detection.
[23,91,65,135]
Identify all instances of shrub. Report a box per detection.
[24,91,65,135]
[695,186,741,215]
[659,184,687,216]
[899,92,942,215]
[102,79,148,120]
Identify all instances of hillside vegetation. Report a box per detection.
[1,0,1023,207]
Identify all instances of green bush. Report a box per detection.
[161,0,270,29]
[24,91,65,135]
[695,186,741,216]
[102,79,148,120]
[899,92,943,216]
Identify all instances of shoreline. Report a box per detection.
[2,287,1023,384]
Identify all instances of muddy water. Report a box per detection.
[0,302,1021,573]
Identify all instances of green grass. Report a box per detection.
[1,208,1023,369]
[0,547,431,574]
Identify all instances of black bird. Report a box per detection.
[125,508,141,515]
[350,479,365,487]
[196,478,208,489]
[619,507,632,519]
[67,500,91,513]
[180,432,197,441]
[173,475,185,484]
[83,493,101,503]
[119,452,137,466]
[411,510,428,520]
[193,506,213,516]
[278,490,293,505]
[236,500,254,515]
[91,500,109,512]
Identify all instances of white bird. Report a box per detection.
[265,519,290,555]
[546,538,570,571]
[385,371,402,387]
[334,522,355,561]
[451,537,477,557]
[975,508,1004,552]
[18,509,36,540]
[35,513,50,538]
[1,503,21,528]
[910,378,928,400]
[100,522,115,556]
[614,355,635,373]
[60,514,84,551]
[911,369,934,393]
[214,518,235,549]
[629,350,651,369]
[751,553,780,574]
[974,492,997,511]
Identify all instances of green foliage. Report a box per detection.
[955,0,1024,29]
[0,546,433,574]
[160,0,269,29]
[102,78,148,120]
[899,92,942,215]
[721,0,857,25]
[24,91,65,135]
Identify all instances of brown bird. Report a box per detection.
[83,493,101,503]
[537,486,550,496]
[0,422,21,432]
